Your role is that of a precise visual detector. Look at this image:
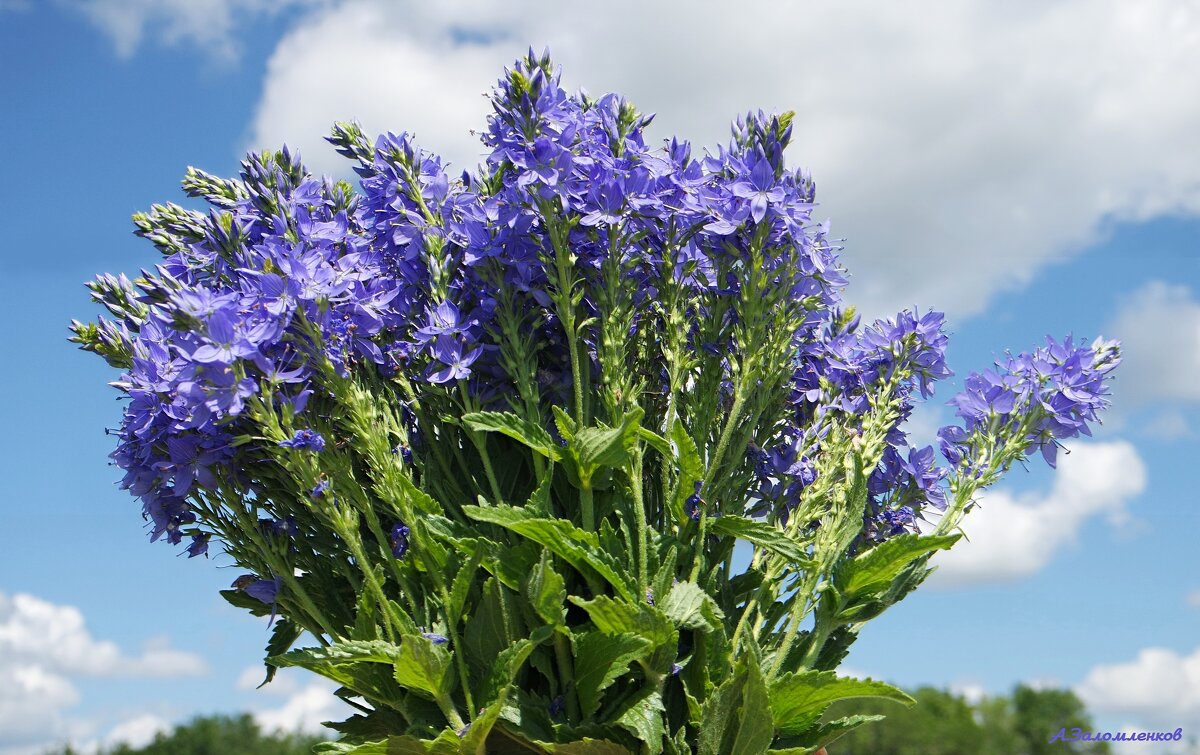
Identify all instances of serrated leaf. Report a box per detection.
[660,581,725,633]
[670,421,704,522]
[465,578,522,685]
[272,640,402,670]
[552,405,577,441]
[572,409,644,478]
[463,410,563,461]
[838,534,960,598]
[351,586,378,641]
[768,714,885,753]
[552,739,638,755]
[769,671,913,735]
[392,633,453,698]
[569,595,676,648]
[571,631,654,717]
[698,653,773,755]
[463,628,552,753]
[395,471,442,516]
[710,516,810,566]
[613,689,665,754]
[526,551,567,627]
[261,618,303,687]
[321,706,408,740]
[636,426,673,458]
[447,546,485,627]
[464,505,636,601]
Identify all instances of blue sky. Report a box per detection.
[1,1,1198,752]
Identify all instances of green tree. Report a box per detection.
[824,684,1110,755]
[825,687,984,755]
[1011,684,1110,755]
[46,714,324,755]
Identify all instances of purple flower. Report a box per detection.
[390,522,410,559]
[427,336,482,384]
[278,429,326,452]
[234,574,281,606]
[186,533,210,558]
[731,153,785,223]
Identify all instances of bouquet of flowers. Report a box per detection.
[72,50,1119,754]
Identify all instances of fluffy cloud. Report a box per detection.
[930,441,1146,587]
[0,592,207,678]
[0,592,205,755]
[243,0,1200,320]
[1078,646,1200,739]
[1108,281,1200,407]
[62,0,323,60]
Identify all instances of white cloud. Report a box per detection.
[1078,646,1200,736]
[930,441,1146,586]
[101,714,172,751]
[246,0,1200,319]
[0,592,207,678]
[1187,590,1200,609]
[1109,281,1200,407]
[0,592,205,755]
[252,677,341,736]
[62,0,324,60]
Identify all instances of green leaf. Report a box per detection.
[526,551,568,627]
[660,581,725,633]
[768,714,885,753]
[552,740,639,755]
[710,516,810,566]
[395,471,442,516]
[464,505,636,601]
[463,628,553,753]
[261,618,303,687]
[462,410,563,461]
[447,545,485,627]
[269,640,402,692]
[636,426,673,458]
[769,670,913,735]
[670,421,704,522]
[272,640,402,670]
[569,595,676,647]
[572,409,644,478]
[838,534,960,597]
[552,405,577,440]
[465,578,522,686]
[393,633,453,698]
[571,631,654,717]
[351,585,379,641]
[614,689,665,754]
[697,653,773,755]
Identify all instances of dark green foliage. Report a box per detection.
[45,714,324,755]
[827,685,1111,755]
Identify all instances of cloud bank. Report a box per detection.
[241,0,1200,320]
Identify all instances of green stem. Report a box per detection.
[553,632,582,723]
[630,455,648,587]
[461,385,506,505]
[580,483,594,533]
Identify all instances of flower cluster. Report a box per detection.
[73,50,1121,755]
[939,336,1121,472]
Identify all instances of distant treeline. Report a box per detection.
[45,685,1112,754]
[46,713,323,755]
[828,684,1111,755]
